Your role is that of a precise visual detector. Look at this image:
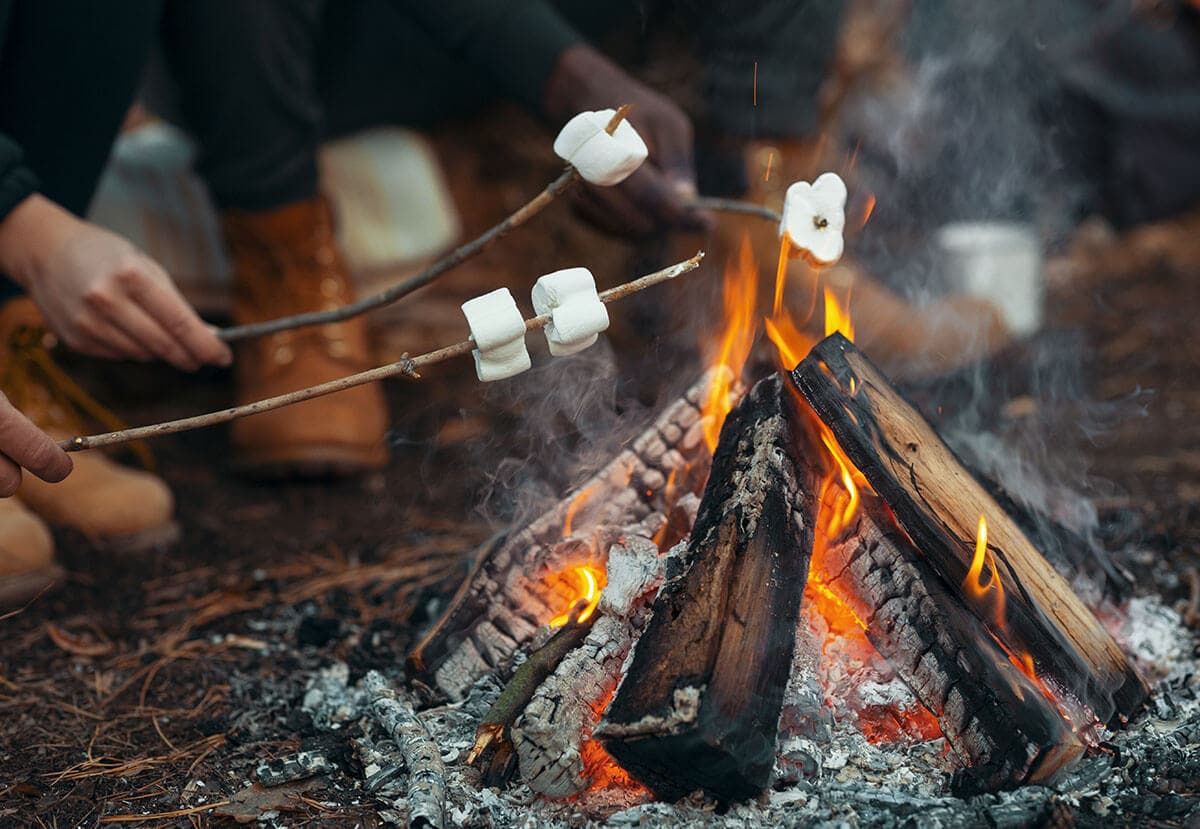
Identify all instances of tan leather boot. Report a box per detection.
[0,496,59,609]
[221,196,389,477]
[0,298,178,551]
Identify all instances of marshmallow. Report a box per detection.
[553,109,648,186]
[461,288,531,381]
[531,267,610,356]
[780,172,848,266]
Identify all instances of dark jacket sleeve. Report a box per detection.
[0,133,38,223]
[394,1,583,112]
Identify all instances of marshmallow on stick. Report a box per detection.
[461,288,531,382]
[531,267,610,356]
[780,172,847,266]
[553,109,648,186]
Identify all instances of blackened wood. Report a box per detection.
[820,494,1084,792]
[598,373,820,802]
[791,334,1147,725]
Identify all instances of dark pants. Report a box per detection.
[0,0,160,299]
[0,0,160,216]
[158,0,844,211]
[159,0,523,212]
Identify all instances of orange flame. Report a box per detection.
[820,429,860,537]
[824,286,855,341]
[961,514,1006,628]
[858,193,877,229]
[562,485,597,537]
[701,236,759,451]
[961,515,1063,709]
[548,564,605,628]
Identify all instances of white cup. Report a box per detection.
[935,222,1044,337]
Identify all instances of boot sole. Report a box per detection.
[0,564,64,611]
[90,521,181,555]
[234,444,388,481]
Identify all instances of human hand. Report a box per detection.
[0,195,232,371]
[0,394,71,496]
[543,45,714,237]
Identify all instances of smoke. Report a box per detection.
[832,3,1163,591]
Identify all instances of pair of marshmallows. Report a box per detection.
[780,172,848,267]
[461,269,610,382]
[553,109,648,186]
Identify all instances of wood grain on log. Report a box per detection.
[819,495,1084,792]
[408,370,732,700]
[790,333,1147,725]
[598,374,821,802]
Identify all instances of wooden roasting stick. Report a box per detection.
[790,333,1148,726]
[597,374,822,802]
[61,253,704,453]
[217,105,631,343]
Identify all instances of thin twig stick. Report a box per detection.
[691,196,781,224]
[63,252,704,452]
[218,106,633,343]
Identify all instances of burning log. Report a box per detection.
[513,536,669,798]
[598,373,821,802]
[408,370,730,700]
[790,333,1148,726]
[363,672,446,829]
[819,494,1084,792]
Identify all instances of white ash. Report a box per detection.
[301,662,364,730]
[1111,596,1191,682]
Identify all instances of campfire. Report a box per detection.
[393,235,1149,823]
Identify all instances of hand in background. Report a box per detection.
[0,395,71,495]
[543,45,714,237]
[0,195,232,372]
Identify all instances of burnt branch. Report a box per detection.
[363,672,446,829]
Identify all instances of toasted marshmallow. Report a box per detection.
[780,172,848,266]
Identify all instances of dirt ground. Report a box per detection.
[1,117,1199,825]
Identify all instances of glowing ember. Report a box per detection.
[548,564,606,628]
[580,739,651,795]
[701,236,758,451]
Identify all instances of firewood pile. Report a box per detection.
[272,333,1194,828]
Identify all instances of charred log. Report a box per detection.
[819,494,1084,792]
[791,334,1148,725]
[598,373,820,802]
[408,370,729,700]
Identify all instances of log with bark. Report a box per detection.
[818,494,1084,792]
[408,370,733,700]
[790,333,1148,725]
[597,373,822,802]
